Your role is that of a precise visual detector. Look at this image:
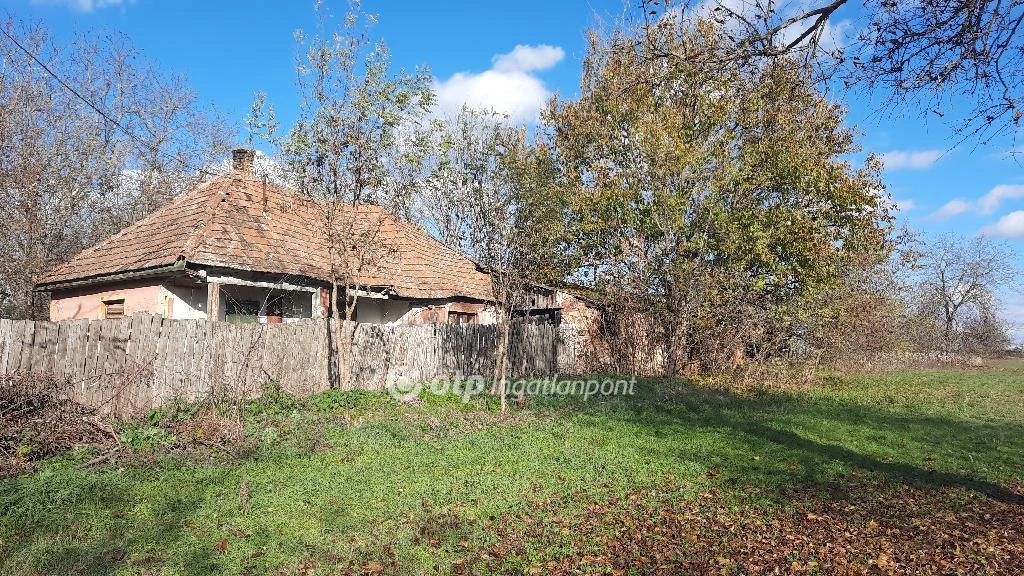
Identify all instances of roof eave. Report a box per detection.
[33,258,187,292]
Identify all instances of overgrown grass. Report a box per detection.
[1,361,1022,575]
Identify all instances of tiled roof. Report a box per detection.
[36,171,494,301]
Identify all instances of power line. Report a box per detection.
[0,25,220,178]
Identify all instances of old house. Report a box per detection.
[34,149,594,328]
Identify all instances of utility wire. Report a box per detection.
[0,25,221,178]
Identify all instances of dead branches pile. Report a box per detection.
[0,375,117,476]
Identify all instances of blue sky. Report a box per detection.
[7,0,1024,338]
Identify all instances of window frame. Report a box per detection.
[447,311,478,325]
[101,298,126,320]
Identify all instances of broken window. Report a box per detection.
[226,300,260,324]
[265,294,285,324]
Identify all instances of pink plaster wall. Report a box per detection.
[49,281,165,321]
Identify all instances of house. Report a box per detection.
[35,149,600,329]
[34,149,506,325]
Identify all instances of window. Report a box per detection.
[102,298,125,319]
[265,295,286,324]
[448,311,477,325]
[225,300,260,324]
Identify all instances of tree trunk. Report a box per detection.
[495,307,510,413]
[330,279,344,389]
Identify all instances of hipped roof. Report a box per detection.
[36,171,494,301]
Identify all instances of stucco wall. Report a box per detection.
[49,281,165,321]
[164,284,208,320]
[50,280,504,327]
[399,301,495,325]
[354,298,412,325]
[556,290,602,333]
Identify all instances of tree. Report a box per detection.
[908,234,1017,354]
[421,108,564,411]
[0,18,231,319]
[640,0,1024,143]
[249,1,434,389]
[545,19,891,376]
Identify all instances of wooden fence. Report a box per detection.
[0,315,585,416]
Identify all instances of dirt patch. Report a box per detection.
[164,407,245,449]
[0,375,116,476]
[460,479,1024,575]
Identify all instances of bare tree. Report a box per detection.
[0,18,231,319]
[640,0,1024,142]
[909,234,1017,353]
[249,1,433,389]
[421,108,562,412]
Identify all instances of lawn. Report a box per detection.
[1,362,1022,575]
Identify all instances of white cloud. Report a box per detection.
[433,44,565,123]
[977,184,1024,216]
[32,0,131,11]
[928,184,1024,220]
[880,150,943,170]
[982,210,1024,238]
[930,198,971,219]
[893,198,917,211]
[491,45,564,73]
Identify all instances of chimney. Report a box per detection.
[232,148,255,175]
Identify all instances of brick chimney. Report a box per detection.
[232,148,255,174]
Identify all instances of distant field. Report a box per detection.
[2,361,1022,575]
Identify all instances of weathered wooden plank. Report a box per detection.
[163,320,187,401]
[0,315,573,412]
[179,320,197,400]
[94,320,115,407]
[122,314,149,415]
[14,321,36,375]
[63,320,88,399]
[0,318,13,375]
[53,321,69,380]
[29,321,55,375]
[208,321,228,401]
[151,317,171,406]
[202,319,215,396]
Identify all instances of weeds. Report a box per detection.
[1,362,1022,574]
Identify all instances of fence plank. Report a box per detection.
[0,319,12,375]
[14,321,36,374]
[0,316,571,415]
[29,321,56,375]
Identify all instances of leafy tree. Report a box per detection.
[545,20,892,376]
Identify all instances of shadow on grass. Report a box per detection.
[0,466,217,576]
[538,378,1024,504]
[734,421,1023,503]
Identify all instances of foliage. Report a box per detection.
[545,20,892,376]
[904,234,1018,354]
[118,425,175,454]
[248,1,435,389]
[1,362,1021,574]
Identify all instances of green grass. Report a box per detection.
[2,361,1022,575]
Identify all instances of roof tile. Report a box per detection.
[37,172,494,301]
